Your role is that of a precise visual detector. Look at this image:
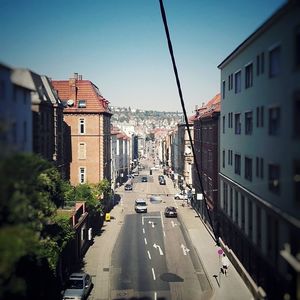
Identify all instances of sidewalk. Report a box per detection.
[165,177,254,300]
[84,200,125,300]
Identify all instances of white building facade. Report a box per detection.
[218,2,300,299]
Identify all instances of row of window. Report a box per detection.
[222,106,280,136]
[222,181,279,257]
[222,45,282,99]
[222,151,280,194]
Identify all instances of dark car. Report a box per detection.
[141,176,148,182]
[158,175,164,181]
[159,178,166,185]
[124,184,133,191]
[164,206,177,218]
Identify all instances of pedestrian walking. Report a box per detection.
[221,253,230,276]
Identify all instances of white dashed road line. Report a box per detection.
[144,237,147,245]
[152,268,156,280]
[147,250,151,260]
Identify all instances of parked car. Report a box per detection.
[164,206,177,218]
[124,183,133,191]
[62,272,93,300]
[158,175,164,181]
[135,199,148,213]
[159,178,166,185]
[174,192,188,200]
[141,176,148,182]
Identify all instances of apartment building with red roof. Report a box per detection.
[193,93,221,231]
[52,73,112,186]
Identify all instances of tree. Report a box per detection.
[0,153,71,299]
[0,153,59,230]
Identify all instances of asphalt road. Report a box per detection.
[109,165,208,300]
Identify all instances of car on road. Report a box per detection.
[62,272,92,300]
[135,199,148,213]
[124,183,133,191]
[158,175,164,181]
[164,206,177,218]
[149,195,162,204]
[174,192,188,200]
[141,176,148,182]
[159,178,166,185]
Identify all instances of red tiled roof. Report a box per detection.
[51,79,111,114]
[197,93,221,119]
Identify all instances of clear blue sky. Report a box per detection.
[0,0,286,114]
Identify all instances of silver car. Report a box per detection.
[62,272,92,300]
[135,199,148,213]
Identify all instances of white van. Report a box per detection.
[134,199,147,213]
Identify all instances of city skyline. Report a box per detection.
[1,0,286,113]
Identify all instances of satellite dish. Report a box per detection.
[67,99,74,106]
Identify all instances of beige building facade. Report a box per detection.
[52,73,112,186]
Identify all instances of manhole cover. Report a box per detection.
[103,268,109,272]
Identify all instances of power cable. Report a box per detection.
[159,0,219,245]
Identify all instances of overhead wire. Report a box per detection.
[158,0,219,245]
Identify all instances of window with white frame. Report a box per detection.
[222,80,225,99]
[245,156,252,181]
[235,70,241,93]
[268,163,280,194]
[79,118,85,134]
[79,167,86,184]
[235,113,241,134]
[235,154,241,175]
[245,111,253,135]
[269,45,281,78]
[245,63,253,88]
[268,107,280,135]
[78,142,86,159]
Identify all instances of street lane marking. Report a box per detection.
[154,291,157,300]
[171,220,178,228]
[163,230,166,237]
[148,221,155,228]
[144,238,147,245]
[147,250,151,260]
[181,244,190,256]
[153,243,164,255]
[143,228,145,234]
[160,211,164,229]
[152,268,156,280]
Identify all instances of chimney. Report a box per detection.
[74,72,78,80]
[78,75,83,80]
[69,74,77,102]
